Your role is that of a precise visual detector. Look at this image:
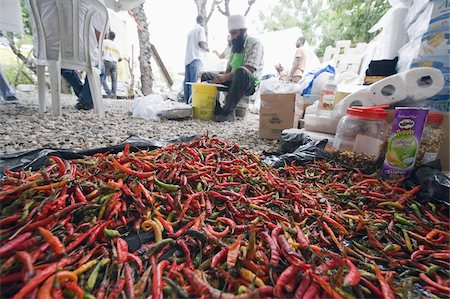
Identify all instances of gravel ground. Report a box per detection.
[0,90,279,155]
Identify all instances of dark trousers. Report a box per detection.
[61,69,93,108]
[102,60,117,97]
[184,59,201,104]
[201,66,255,115]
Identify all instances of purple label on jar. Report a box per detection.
[382,108,428,178]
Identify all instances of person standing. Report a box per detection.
[201,15,264,122]
[101,31,121,99]
[184,16,208,104]
[289,36,307,83]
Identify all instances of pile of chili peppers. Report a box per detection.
[0,135,449,298]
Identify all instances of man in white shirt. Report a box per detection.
[101,31,121,99]
[183,16,208,104]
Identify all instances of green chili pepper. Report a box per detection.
[83,292,97,299]
[238,285,247,294]
[154,176,179,191]
[378,201,404,209]
[103,227,120,238]
[402,229,413,252]
[383,244,399,252]
[426,264,440,275]
[194,251,203,268]
[209,212,221,220]
[20,199,36,222]
[395,214,413,226]
[85,258,108,292]
[163,277,189,298]
[410,203,421,217]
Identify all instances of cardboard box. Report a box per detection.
[387,110,449,172]
[259,93,301,140]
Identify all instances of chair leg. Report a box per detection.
[88,67,104,117]
[37,65,46,113]
[48,60,61,116]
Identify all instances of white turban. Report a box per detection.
[228,15,247,31]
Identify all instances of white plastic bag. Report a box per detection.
[132,95,192,121]
[259,77,302,94]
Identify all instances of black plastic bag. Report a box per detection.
[264,133,329,168]
[405,160,450,206]
[0,135,196,180]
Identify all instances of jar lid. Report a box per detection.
[346,106,388,120]
[427,112,443,125]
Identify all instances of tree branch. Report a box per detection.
[206,0,216,22]
[244,0,256,16]
[216,0,230,17]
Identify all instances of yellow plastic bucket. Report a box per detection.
[191,83,217,120]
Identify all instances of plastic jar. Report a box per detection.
[416,112,444,165]
[332,107,388,174]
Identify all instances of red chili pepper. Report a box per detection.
[343,258,361,287]
[12,257,75,299]
[110,157,153,178]
[211,247,228,268]
[65,222,101,253]
[206,224,230,238]
[49,156,66,178]
[0,232,32,256]
[419,273,450,294]
[38,227,65,256]
[277,235,311,270]
[275,265,299,297]
[153,260,170,299]
[16,251,33,281]
[74,186,87,202]
[61,281,83,299]
[126,253,143,274]
[177,239,194,269]
[294,274,312,299]
[227,234,243,267]
[373,263,395,299]
[116,238,129,264]
[0,215,19,227]
[23,202,88,232]
[123,263,135,299]
[295,225,309,249]
[261,231,280,266]
[107,276,125,299]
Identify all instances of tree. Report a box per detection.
[193,0,257,38]
[193,0,216,38]
[260,0,390,57]
[129,4,153,95]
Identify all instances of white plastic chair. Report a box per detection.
[28,0,108,117]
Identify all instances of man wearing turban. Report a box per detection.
[202,15,264,122]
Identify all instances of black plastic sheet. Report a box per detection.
[0,135,196,180]
[406,160,450,206]
[263,132,330,168]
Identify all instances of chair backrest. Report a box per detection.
[28,0,108,70]
[59,0,109,71]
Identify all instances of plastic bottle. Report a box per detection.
[318,75,337,117]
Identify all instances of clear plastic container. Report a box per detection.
[332,106,388,174]
[416,112,444,165]
[318,75,336,117]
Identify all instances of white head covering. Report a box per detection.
[228,15,247,31]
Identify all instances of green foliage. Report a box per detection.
[3,64,34,85]
[260,0,390,57]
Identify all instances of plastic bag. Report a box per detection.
[259,77,302,94]
[263,133,329,168]
[405,160,450,206]
[132,94,192,121]
[299,65,335,96]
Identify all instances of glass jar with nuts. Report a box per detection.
[332,106,388,174]
[416,112,444,165]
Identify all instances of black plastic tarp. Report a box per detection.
[0,135,196,180]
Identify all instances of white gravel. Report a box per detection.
[0,90,279,154]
